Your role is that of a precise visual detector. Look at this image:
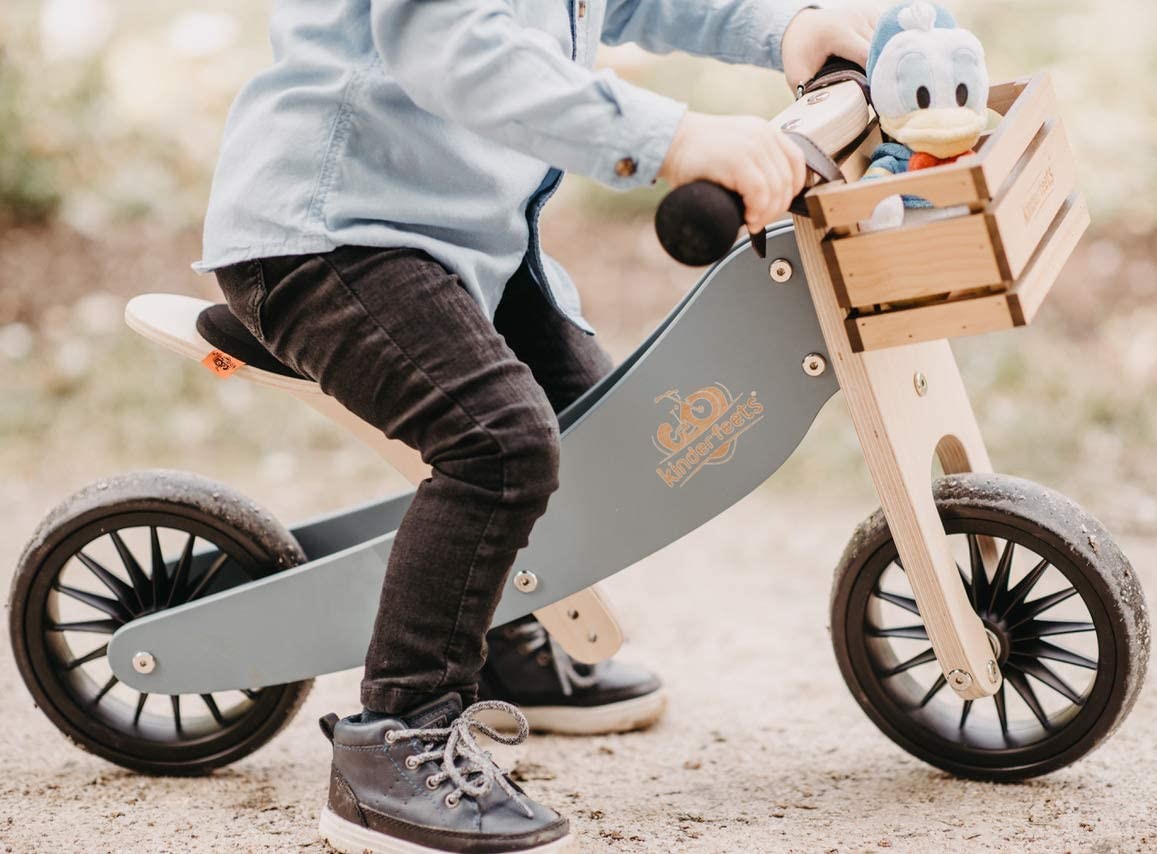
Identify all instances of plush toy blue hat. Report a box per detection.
[866,2,958,85]
[865,2,989,160]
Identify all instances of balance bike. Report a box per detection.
[8,68,1147,780]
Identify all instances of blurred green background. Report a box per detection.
[1,0,1155,535]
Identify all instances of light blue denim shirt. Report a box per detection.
[197,0,813,333]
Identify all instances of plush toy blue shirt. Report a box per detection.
[861,1,990,222]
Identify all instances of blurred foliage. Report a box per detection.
[0,54,59,223]
[0,0,271,231]
[0,0,1154,231]
[962,0,1157,236]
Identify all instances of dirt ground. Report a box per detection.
[2,481,1156,853]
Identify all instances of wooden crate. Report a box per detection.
[803,74,1090,352]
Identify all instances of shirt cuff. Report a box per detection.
[594,70,688,190]
[744,0,822,71]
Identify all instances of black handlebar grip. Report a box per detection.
[654,180,745,267]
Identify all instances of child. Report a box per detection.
[198,1,880,850]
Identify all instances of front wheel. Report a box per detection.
[8,470,314,775]
[830,473,1148,781]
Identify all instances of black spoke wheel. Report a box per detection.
[831,474,1148,780]
[9,471,313,776]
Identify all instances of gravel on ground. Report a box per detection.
[3,482,1155,853]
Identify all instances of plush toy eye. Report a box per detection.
[952,47,989,112]
[916,86,931,109]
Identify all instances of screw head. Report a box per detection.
[781,118,801,132]
[513,570,538,593]
[914,372,929,397]
[802,353,827,377]
[805,90,830,105]
[132,652,156,674]
[769,259,794,283]
[987,659,1000,684]
[947,668,973,691]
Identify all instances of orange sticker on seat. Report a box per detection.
[201,350,245,378]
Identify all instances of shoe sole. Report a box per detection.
[319,807,575,854]
[477,689,668,736]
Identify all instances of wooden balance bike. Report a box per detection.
[9,66,1148,781]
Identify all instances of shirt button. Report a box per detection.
[614,157,638,178]
[578,0,587,18]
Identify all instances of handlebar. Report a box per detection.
[654,131,845,266]
[655,58,868,267]
[655,181,747,268]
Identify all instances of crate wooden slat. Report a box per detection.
[975,75,1056,197]
[1003,192,1090,322]
[987,78,1029,114]
[987,118,1077,277]
[805,151,984,231]
[846,193,1089,351]
[827,211,1005,306]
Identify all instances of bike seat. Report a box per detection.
[195,304,306,380]
[126,293,314,392]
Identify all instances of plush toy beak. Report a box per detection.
[880,107,986,159]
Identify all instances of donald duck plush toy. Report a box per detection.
[861,2,990,230]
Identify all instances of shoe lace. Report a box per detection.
[387,700,534,818]
[509,621,601,697]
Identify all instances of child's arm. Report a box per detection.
[369,0,869,236]
[603,0,885,89]
[370,0,687,194]
[602,0,812,76]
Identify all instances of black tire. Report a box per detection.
[830,473,1148,781]
[7,470,313,776]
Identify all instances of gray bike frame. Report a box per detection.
[107,224,840,694]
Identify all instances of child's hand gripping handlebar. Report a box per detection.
[654,132,844,266]
[654,58,869,267]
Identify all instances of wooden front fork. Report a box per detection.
[793,214,1002,700]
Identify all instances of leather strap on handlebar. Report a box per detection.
[785,130,844,216]
[786,131,844,184]
[798,58,871,105]
[748,129,846,258]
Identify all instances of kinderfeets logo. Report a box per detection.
[653,383,764,488]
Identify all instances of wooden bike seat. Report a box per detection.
[195,303,307,380]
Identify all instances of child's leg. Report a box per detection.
[491,261,615,411]
[478,264,668,734]
[215,246,562,715]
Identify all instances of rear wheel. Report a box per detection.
[8,470,313,775]
[830,473,1148,780]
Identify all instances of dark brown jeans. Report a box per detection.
[214,246,612,713]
